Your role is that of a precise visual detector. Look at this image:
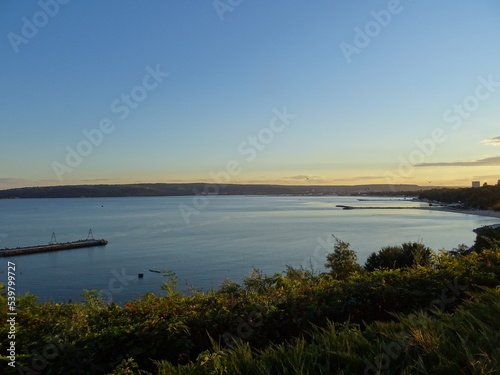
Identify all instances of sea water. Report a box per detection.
[0,196,498,303]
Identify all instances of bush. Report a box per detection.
[364,242,432,271]
[473,226,500,252]
[324,236,363,279]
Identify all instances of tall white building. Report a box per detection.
[472,181,480,188]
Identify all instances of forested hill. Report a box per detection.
[0,183,430,199]
[419,185,500,210]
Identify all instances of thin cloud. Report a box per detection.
[0,178,29,190]
[416,156,500,167]
[0,178,26,184]
[472,174,500,180]
[0,178,65,190]
[283,175,327,183]
[286,175,315,181]
[243,176,328,184]
[335,176,386,182]
[79,179,114,183]
[482,136,500,146]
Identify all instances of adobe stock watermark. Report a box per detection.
[385,74,500,187]
[15,321,81,374]
[178,107,296,224]
[213,0,243,21]
[99,266,137,304]
[339,0,406,64]
[301,233,336,272]
[7,0,72,54]
[51,65,169,181]
[443,74,500,131]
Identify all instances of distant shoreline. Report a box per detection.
[0,183,437,199]
[425,206,500,219]
[336,203,500,220]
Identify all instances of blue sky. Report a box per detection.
[1,0,500,189]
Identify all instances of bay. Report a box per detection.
[0,196,498,303]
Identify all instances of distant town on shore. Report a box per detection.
[0,183,499,211]
[0,183,437,199]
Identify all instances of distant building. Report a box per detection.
[497,180,500,186]
[472,181,480,188]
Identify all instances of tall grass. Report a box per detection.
[156,287,500,375]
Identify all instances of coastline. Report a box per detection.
[425,206,500,219]
[336,203,500,220]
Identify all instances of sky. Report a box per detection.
[1,0,500,190]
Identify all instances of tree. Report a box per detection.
[325,236,363,279]
[472,226,500,252]
[364,242,432,271]
[364,245,404,271]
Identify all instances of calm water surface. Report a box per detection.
[0,196,498,303]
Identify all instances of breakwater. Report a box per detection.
[0,239,108,257]
[336,205,431,210]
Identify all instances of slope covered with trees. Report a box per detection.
[0,183,431,199]
[419,185,500,210]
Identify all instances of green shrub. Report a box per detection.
[364,242,432,271]
[324,236,364,279]
[473,226,500,252]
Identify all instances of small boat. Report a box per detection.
[149,269,161,273]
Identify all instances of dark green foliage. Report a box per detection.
[324,236,364,279]
[364,242,433,271]
[153,288,500,375]
[419,185,500,210]
[473,225,500,252]
[449,243,472,257]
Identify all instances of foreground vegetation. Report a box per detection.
[1,230,499,374]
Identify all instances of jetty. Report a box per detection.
[0,230,108,257]
[336,205,435,210]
